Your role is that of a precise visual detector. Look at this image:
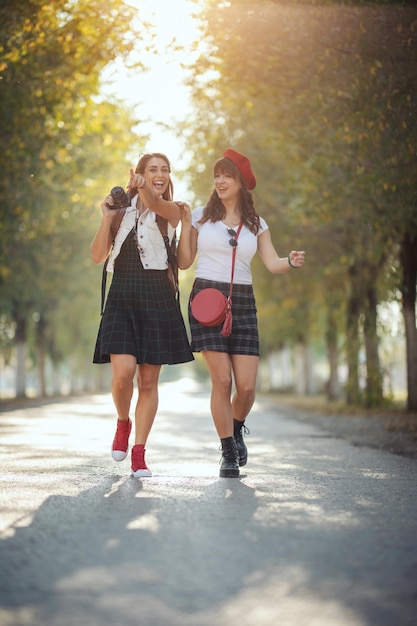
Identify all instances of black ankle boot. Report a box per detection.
[233,419,249,467]
[219,437,239,478]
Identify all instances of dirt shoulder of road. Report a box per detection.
[260,393,417,460]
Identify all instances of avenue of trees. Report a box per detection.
[179,0,417,410]
[1,0,416,411]
[0,0,147,396]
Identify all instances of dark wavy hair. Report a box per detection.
[131,152,174,201]
[199,157,260,235]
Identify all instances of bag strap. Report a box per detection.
[220,222,243,337]
[100,208,126,314]
[227,223,243,304]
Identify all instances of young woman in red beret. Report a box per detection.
[177,148,305,478]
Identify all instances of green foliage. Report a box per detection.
[0,0,150,393]
[181,0,417,405]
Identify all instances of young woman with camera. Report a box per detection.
[91,153,193,477]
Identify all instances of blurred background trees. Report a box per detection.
[1,0,416,411]
[179,0,417,410]
[0,0,148,396]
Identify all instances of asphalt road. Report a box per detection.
[0,378,416,626]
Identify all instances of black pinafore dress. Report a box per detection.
[93,228,193,365]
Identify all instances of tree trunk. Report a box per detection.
[294,341,315,395]
[304,343,315,394]
[36,316,47,397]
[363,284,383,407]
[399,235,417,411]
[14,314,27,398]
[294,344,305,395]
[345,267,361,405]
[325,305,341,400]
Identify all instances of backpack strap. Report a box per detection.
[101,208,126,314]
[110,207,126,240]
[156,214,179,299]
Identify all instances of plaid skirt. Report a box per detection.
[93,230,193,365]
[189,278,259,356]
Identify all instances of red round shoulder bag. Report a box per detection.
[191,288,228,327]
[191,223,242,335]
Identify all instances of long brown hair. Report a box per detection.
[199,157,260,234]
[132,152,174,201]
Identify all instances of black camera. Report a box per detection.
[109,186,131,210]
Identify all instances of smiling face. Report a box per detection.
[213,158,242,202]
[143,156,170,196]
[135,153,172,199]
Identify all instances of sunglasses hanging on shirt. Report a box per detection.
[227,228,239,247]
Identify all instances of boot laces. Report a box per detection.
[235,423,250,442]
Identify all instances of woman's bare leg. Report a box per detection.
[202,351,233,438]
[134,363,162,445]
[231,354,259,421]
[110,354,137,420]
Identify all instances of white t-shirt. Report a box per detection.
[191,206,268,285]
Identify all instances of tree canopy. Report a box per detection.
[180,0,417,407]
[0,0,148,396]
[1,0,416,409]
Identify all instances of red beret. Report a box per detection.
[223,148,256,190]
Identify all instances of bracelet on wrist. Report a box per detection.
[288,255,298,269]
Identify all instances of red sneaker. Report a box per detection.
[111,418,132,461]
[131,444,152,477]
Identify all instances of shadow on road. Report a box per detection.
[0,390,416,626]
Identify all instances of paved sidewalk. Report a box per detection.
[0,379,416,626]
